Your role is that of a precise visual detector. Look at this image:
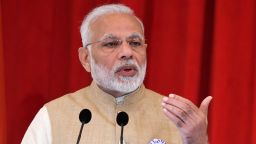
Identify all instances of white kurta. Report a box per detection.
[21,106,51,144]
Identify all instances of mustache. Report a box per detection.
[113,60,139,73]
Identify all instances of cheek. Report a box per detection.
[136,51,147,66]
[92,53,116,70]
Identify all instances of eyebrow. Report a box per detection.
[99,33,144,41]
[129,33,144,39]
[99,34,117,41]
[127,33,144,40]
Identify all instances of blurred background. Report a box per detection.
[0,0,255,143]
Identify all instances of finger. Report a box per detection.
[199,96,213,115]
[166,94,198,111]
[162,102,191,123]
[162,97,195,118]
[162,108,185,128]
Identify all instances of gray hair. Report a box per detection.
[80,4,145,47]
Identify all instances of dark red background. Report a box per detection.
[1,0,255,143]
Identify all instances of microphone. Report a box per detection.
[116,111,129,144]
[76,109,92,144]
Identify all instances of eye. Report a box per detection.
[102,40,120,48]
[129,41,142,47]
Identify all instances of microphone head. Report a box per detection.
[79,109,92,124]
[116,111,129,126]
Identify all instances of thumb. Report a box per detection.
[199,96,213,115]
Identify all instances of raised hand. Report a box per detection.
[162,94,212,144]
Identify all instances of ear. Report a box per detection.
[78,47,91,72]
[144,43,148,50]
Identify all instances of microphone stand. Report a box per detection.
[120,124,124,144]
[76,123,85,144]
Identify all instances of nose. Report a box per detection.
[117,42,133,60]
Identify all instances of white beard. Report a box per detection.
[89,54,146,94]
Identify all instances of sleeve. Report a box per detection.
[21,106,52,144]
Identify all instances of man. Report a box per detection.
[22,4,212,144]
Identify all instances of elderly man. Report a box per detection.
[22,4,212,144]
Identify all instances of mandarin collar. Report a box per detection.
[88,81,145,106]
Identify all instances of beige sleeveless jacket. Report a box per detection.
[46,82,182,144]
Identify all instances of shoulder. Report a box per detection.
[143,87,166,103]
[45,86,89,108]
[144,88,165,97]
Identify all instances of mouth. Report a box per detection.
[115,65,138,77]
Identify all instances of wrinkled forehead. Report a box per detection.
[89,13,144,41]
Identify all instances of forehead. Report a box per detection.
[90,13,144,40]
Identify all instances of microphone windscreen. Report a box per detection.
[116,111,129,126]
[79,109,92,124]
